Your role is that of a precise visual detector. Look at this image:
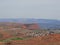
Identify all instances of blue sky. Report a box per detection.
[0,0,60,20]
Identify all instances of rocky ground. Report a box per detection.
[0,22,60,45]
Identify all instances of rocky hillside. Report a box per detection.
[0,22,60,45]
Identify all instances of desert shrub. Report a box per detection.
[4,41,12,45]
[12,32,20,37]
[11,37,23,40]
[0,37,23,42]
[14,26,20,28]
[0,39,11,42]
[0,33,3,38]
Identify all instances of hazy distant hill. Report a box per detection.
[0,18,60,29]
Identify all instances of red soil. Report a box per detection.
[0,34,60,45]
[4,34,60,45]
[22,23,40,30]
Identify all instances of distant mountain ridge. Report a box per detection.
[0,18,60,29]
[0,18,60,23]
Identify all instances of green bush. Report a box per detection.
[11,37,23,40]
[0,37,23,42]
